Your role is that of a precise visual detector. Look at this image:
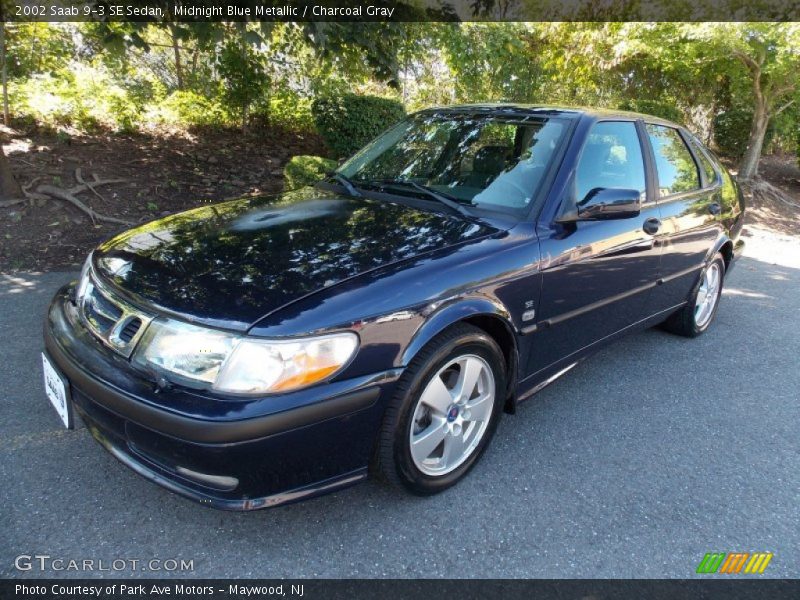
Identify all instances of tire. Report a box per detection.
[377,323,506,495]
[661,253,726,337]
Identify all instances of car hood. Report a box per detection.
[93,187,499,330]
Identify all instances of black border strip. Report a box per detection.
[8,0,800,23]
[3,579,799,600]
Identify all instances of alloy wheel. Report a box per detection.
[694,262,722,328]
[409,354,496,476]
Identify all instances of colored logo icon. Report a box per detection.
[696,552,773,574]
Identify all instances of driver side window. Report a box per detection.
[576,121,646,204]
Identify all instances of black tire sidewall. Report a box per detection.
[392,330,506,494]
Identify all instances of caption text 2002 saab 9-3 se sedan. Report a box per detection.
[43,105,745,509]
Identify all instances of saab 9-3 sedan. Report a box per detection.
[43,105,744,509]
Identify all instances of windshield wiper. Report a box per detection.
[328,172,362,198]
[372,179,472,219]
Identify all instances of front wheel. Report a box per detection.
[377,324,506,495]
[661,253,726,337]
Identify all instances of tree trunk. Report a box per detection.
[1,19,9,126]
[171,27,184,90]
[240,26,248,133]
[0,145,22,200]
[190,46,199,80]
[738,100,769,180]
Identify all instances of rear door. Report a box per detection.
[642,124,721,313]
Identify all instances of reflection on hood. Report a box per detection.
[94,188,498,330]
[230,199,343,231]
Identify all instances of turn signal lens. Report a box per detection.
[214,333,358,394]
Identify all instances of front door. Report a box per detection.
[527,120,663,377]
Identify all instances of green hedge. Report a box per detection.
[283,155,338,190]
[311,94,406,159]
[618,99,683,124]
[713,108,773,158]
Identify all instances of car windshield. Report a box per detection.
[337,112,568,217]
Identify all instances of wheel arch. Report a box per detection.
[401,297,520,414]
[714,237,734,272]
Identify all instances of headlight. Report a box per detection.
[132,318,358,395]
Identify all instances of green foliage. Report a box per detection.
[441,23,545,103]
[216,29,270,128]
[311,94,406,159]
[9,65,142,133]
[283,155,337,190]
[714,108,774,158]
[617,100,684,124]
[1,20,798,176]
[767,103,800,154]
[264,91,314,131]
[148,91,228,128]
[5,23,75,78]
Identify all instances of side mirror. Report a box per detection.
[559,188,642,222]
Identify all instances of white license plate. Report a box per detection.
[42,353,72,429]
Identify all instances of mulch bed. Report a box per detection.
[1,126,326,271]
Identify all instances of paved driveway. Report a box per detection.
[1,254,798,578]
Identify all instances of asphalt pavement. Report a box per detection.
[1,254,798,579]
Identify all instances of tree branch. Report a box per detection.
[775,99,796,115]
[732,50,761,75]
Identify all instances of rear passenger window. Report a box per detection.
[646,124,700,197]
[576,121,646,202]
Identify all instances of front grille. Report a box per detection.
[79,276,153,358]
[83,285,124,335]
[118,317,142,343]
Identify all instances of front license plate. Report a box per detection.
[42,353,72,429]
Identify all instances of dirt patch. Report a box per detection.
[1,126,326,271]
[744,153,800,236]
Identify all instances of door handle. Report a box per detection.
[643,217,661,235]
[709,202,721,215]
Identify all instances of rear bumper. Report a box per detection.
[44,284,399,510]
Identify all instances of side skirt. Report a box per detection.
[515,301,687,404]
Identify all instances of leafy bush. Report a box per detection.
[311,94,405,159]
[618,99,683,124]
[9,65,142,133]
[283,155,337,190]
[268,91,314,131]
[148,91,229,128]
[714,108,773,158]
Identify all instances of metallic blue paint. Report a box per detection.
[43,105,745,509]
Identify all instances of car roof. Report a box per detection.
[415,103,682,128]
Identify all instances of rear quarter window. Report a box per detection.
[688,136,720,187]
[646,124,701,197]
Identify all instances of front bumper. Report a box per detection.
[44,284,399,510]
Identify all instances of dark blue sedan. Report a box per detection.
[42,105,745,509]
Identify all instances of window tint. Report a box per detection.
[646,124,700,196]
[576,121,646,203]
[688,136,719,186]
